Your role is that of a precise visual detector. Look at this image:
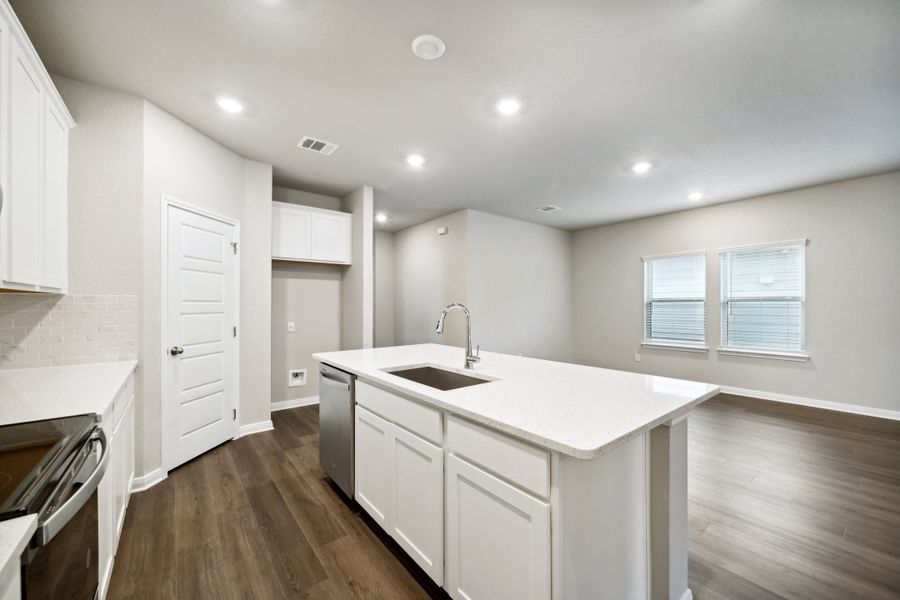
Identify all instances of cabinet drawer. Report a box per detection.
[447,415,549,498]
[356,380,442,445]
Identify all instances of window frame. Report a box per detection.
[641,249,709,351]
[718,239,809,361]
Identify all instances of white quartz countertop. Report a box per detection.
[0,515,36,579]
[314,344,719,459]
[0,361,138,426]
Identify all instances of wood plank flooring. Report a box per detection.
[108,396,900,600]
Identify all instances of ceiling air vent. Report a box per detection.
[297,136,339,156]
[535,205,562,213]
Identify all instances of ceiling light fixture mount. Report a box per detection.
[411,35,446,60]
[215,96,244,114]
[406,154,426,168]
[496,97,522,115]
[630,161,653,175]
[375,213,388,223]
[687,191,704,202]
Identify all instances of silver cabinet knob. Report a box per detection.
[169,346,184,356]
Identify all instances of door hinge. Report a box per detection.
[231,241,237,254]
[233,409,237,420]
[233,326,237,337]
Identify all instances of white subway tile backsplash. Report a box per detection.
[0,294,138,369]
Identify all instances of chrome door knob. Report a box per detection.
[169,346,184,356]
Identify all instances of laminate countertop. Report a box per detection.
[0,360,138,426]
[313,344,719,459]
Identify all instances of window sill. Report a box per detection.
[641,341,710,354]
[716,347,810,362]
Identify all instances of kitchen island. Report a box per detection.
[314,344,718,600]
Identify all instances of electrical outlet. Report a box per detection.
[288,369,306,388]
[634,353,641,362]
[287,321,295,333]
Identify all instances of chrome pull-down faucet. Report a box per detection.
[435,303,480,369]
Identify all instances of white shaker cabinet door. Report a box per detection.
[354,406,393,530]
[445,454,551,600]
[272,204,311,260]
[7,44,43,286]
[309,211,350,264]
[42,99,68,290]
[390,425,443,585]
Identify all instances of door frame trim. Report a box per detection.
[160,195,241,472]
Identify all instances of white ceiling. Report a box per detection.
[12,0,900,231]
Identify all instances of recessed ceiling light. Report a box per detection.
[406,154,426,168]
[630,161,653,174]
[411,35,446,60]
[496,97,522,115]
[687,191,704,202]
[215,96,244,114]
[375,213,388,223]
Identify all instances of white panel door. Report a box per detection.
[446,454,551,600]
[272,204,310,259]
[390,425,444,585]
[7,46,43,286]
[42,100,68,289]
[309,212,350,263]
[354,405,392,530]
[166,205,237,470]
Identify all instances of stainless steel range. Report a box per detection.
[0,414,108,600]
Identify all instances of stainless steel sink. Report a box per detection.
[385,365,492,391]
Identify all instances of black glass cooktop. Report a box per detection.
[0,414,95,520]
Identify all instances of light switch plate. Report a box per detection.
[287,321,295,333]
[634,353,641,362]
[288,369,306,387]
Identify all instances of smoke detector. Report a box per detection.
[411,35,446,60]
[297,136,339,155]
[535,205,562,214]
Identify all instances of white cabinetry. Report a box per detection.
[355,382,444,585]
[98,374,136,600]
[271,201,351,264]
[354,405,392,529]
[0,2,74,292]
[445,454,550,600]
[351,379,551,598]
[389,424,443,584]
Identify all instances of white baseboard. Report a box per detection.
[678,589,693,600]
[271,395,319,412]
[720,386,900,422]
[131,467,167,493]
[236,419,274,437]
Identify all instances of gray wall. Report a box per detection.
[468,211,572,361]
[273,186,340,211]
[340,187,374,350]
[394,211,469,348]
[572,171,900,413]
[392,209,573,360]
[374,230,396,347]
[271,262,342,403]
[270,187,344,404]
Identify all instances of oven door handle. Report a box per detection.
[36,428,109,546]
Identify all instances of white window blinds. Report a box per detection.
[720,242,806,353]
[643,253,706,345]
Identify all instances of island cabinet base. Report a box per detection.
[353,379,692,600]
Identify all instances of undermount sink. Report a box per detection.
[384,365,492,391]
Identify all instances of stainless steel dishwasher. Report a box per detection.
[318,364,355,498]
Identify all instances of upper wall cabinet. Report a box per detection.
[272,201,351,265]
[0,1,74,293]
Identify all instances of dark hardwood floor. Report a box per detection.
[108,396,900,600]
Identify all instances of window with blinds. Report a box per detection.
[643,252,706,346]
[720,241,806,353]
